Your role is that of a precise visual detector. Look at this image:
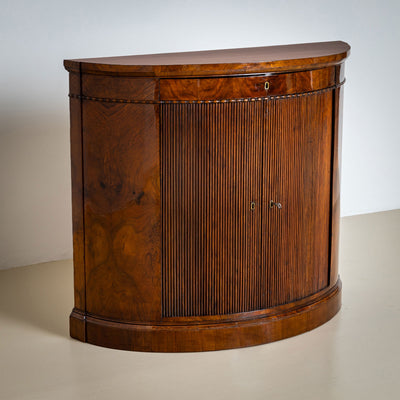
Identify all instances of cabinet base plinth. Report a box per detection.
[70,279,341,352]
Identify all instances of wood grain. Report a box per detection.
[330,64,344,286]
[262,91,333,306]
[160,67,335,100]
[76,279,342,352]
[82,74,158,101]
[64,41,350,77]
[161,90,333,318]
[82,100,161,322]
[69,71,86,313]
[66,42,349,351]
[70,308,86,341]
[161,101,264,317]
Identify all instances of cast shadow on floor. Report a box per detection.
[0,260,74,338]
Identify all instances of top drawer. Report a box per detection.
[160,67,335,101]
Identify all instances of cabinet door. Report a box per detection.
[262,92,333,307]
[161,102,265,317]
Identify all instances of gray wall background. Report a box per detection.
[1,0,399,269]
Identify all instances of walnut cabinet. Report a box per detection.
[65,41,350,351]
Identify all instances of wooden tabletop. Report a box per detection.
[64,41,350,77]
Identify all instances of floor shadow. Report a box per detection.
[0,260,74,337]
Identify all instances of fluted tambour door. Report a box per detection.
[262,91,333,307]
[161,102,264,317]
[162,90,334,317]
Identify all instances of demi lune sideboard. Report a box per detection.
[64,41,350,352]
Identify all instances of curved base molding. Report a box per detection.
[70,279,341,352]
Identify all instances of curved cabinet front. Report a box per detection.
[65,41,349,352]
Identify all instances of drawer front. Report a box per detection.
[160,67,335,101]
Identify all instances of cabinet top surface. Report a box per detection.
[64,41,350,77]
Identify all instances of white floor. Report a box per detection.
[0,210,399,400]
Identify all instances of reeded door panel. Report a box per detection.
[161,102,264,317]
[161,91,333,317]
[262,92,333,307]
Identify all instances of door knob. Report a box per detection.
[269,200,282,209]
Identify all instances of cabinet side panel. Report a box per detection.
[83,102,161,322]
[162,102,264,317]
[69,71,86,311]
[263,91,333,306]
[330,84,343,286]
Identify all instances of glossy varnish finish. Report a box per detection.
[159,67,335,101]
[263,92,333,306]
[65,41,350,351]
[64,41,350,77]
[161,101,264,317]
[329,65,344,287]
[161,92,332,318]
[84,281,341,352]
[82,100,161,323]
[82,74,158,101]
[68,71,86,341]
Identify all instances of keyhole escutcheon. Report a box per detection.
[269,200,282,209]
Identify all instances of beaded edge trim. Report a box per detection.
[69,80,345,104]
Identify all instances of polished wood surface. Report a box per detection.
[64,41,350,77]
[161,101,264,317]
[82,75,158,101]
[69,72,85,315]
[161,91,332,318]
[82,100,161,322]
[160,67,335,100]
[330,64,345,287]
[262,91,333,305]
[65,41,349,351]
[83,280,341,352]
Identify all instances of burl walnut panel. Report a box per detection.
[65,41,350,352]
[82,101,161,323]
[159,67,335,101]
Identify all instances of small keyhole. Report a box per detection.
[269,200,282,209]
[250,201,256,211]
